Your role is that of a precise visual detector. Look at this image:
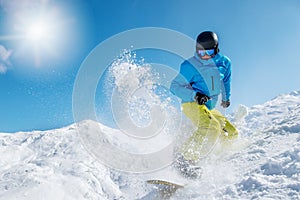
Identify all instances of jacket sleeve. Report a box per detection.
[170,61,196,102]
[221,58,232,101]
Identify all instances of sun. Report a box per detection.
[24,16,56,46]
[26,21,49,42]
[11,8,67,67]
[0,3,75,68]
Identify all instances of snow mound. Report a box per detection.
[0,122,125,200]
[1,91,300,199]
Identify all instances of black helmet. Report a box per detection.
[196,31,219,54]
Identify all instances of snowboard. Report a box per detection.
[146,179,184,198]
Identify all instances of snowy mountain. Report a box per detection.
[1,91,300,200]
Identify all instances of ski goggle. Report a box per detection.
[197,49,215,57]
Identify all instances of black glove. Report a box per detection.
[194,92,210,105]
[221,100,230,108]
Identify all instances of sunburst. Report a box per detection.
[0,4,68,67]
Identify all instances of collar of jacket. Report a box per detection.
[194,52,219,66]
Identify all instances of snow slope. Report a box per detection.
[1,91,300,200]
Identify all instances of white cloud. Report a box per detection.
[0,63,7,74]
[0,45,12,74]
[0,45,12,61]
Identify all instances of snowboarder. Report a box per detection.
[170,31,238,178]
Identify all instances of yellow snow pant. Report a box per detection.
[181,102,238,161]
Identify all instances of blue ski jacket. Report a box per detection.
[170,53,232,110]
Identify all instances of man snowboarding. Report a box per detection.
[170,31,238,178]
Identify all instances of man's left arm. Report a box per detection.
[221,58,232,107]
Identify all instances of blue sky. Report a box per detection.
[0,0,299,133]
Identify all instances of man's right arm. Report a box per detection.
[170,61,196,103]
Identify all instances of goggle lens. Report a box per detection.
[198,49,215,57]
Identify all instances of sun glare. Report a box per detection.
[13,8,67,67]
[1,3,74,68]
[24,16,55,46]
[26,21,49,42]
